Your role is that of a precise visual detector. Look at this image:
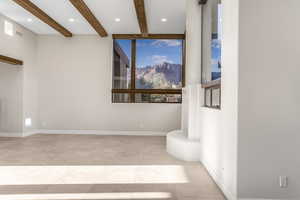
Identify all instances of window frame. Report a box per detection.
[203,79,221,109]
[201,1,222,109]
[112,34,186,104]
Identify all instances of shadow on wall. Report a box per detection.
[0,99,2,131]
[0,98,6,132]
[0,93,10,132]
[0,64,23,133]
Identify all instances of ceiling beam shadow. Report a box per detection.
[12,0,72,37]
[133,0,148,36]
[69,0,108,37]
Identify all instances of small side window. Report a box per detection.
[201,0,222,109]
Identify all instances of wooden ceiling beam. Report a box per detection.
[133,0,148,36]
[69,0,108,37]
[12,0,72,37]
[0,55,23,65]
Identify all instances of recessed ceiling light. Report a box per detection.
[27,18,32,22]
[161,18,167,22]
[68,18,75,22]
[115,18,121,22]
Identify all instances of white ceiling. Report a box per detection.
[0,0,186,35]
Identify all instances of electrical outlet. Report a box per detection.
[279,176,288,188]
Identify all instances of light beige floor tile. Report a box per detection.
[0,134,226,200]
[45,184,93,193]
[0,185,49,194]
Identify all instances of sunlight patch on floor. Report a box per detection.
[0,192,173,200]
[0,165,188,185]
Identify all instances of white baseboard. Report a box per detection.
[0,130,41,138]
[240,199,278,200]
[201,160,237,200]
[241,199,292,200]
[37,130,167,136]
[22,130,40,137]
[0,132,22,137]
[1,129,168,137]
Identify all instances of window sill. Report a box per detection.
[112,102,182,104]
[202,106,221,110]
[201,79,221,89]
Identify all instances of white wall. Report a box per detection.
[185,0,202,86]
[0,64,23,134]
[183,0,238,198]
[0,14,181,135]
[36,36,181,132]
[198,0,300,199]
[187,0,300,199]
[0,15,180,134]
[0,14,38,136]
[238,0,300,198]
[184,0,202,140]
[197,0,239,199]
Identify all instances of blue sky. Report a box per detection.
[116,39,183,68]
[212,39,221,72]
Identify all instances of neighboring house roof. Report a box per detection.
[113,41,130,67]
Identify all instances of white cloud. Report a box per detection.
[137,42,147,47]
[152,55,174,64]
[212,39,221,48]
[212,59,219,65]
[151,40,181,47]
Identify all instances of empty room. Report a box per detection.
[0,0,299,200]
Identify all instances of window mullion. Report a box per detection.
[182,38,186,88]
[130,39,136,103]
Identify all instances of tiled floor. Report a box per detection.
[0,134,226,200]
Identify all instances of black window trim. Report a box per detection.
[112,34,186,104]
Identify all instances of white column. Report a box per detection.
[183,0,203,140]
[166,0,203,161]
[185,0,202,85]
